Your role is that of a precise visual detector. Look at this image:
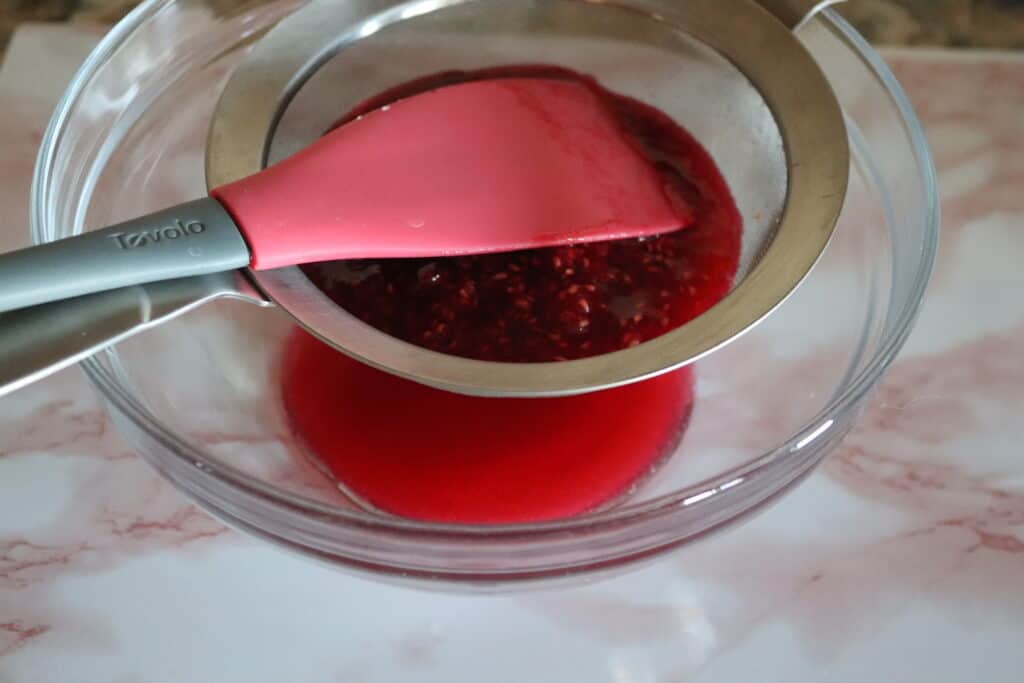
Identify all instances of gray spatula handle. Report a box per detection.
[0,198,250,313]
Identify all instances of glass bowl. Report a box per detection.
[31,0,938,588]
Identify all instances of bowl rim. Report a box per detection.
[31,1,939,546]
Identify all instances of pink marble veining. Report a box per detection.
[0,26,1022,683]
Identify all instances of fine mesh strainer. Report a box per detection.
[0,0,848,398]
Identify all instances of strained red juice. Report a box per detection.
[281,66,742,523]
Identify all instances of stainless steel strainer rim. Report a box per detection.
[206,0,849,397]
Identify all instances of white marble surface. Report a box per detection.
[1,25,1023,682]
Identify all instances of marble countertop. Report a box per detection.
[1,19,1023,683]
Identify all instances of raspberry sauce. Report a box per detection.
[281,66,741,523]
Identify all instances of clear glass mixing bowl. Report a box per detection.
[31,0,938,588]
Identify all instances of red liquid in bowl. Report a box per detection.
[281,67,741,523]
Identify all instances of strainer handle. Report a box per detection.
[0,271,267,398]
[0,198,250,313]
[758,0,846,30]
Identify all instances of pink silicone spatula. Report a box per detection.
[0,78,691,313]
